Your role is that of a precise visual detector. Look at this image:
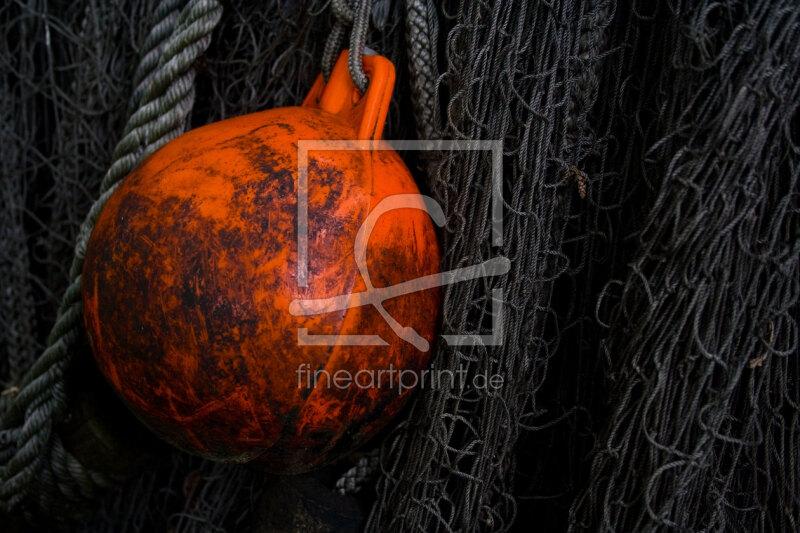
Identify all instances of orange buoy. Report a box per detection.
[81,52,440,473]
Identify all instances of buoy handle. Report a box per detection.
[302,51,395,141]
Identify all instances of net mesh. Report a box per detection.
[1,0,798,531]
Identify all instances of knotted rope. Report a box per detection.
[0,0,222,514]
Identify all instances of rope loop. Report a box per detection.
[323,0,372,93]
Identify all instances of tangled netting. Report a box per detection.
[1,0,798,531]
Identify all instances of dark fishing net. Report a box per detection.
[513,2,800,531]
[1,0,798,532]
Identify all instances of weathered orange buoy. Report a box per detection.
[81,52,440,473]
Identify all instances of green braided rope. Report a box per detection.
[0,0,222,513]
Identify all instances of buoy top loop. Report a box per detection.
[302,50,395,141]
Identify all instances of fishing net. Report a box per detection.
[1,0,798,531]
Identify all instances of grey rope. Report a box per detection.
[128,0,184,114]
[347,0,371,92]
[565,1,613,154]
[405,0,440,140]
[322,0,372,93]
[332,0,441,499]
[335,448,381,495]
[322,20,347,81]
[0,0,222,514]
[330,1,440,497]
[331,0,356,22]
[101,0,224,193]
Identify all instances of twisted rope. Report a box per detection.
[347,0,372,92]
[405,0,440,140]
[128,0,184,114]
[335,448,380,495]
[0,0,222,514]
[322,0,372,93]
[322,19,347,81]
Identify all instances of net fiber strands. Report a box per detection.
[565,1,800,531]
[0,0,798,532]
[515,1,800,531]
[0,0,222,517]
[369,0,613,531]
